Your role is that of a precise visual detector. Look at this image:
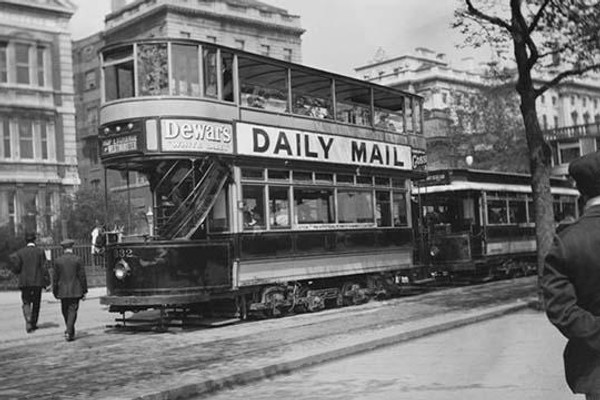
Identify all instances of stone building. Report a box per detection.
[0,0,79,237]
[355,47,600,174]
[72,0,304,192]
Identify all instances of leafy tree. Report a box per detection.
[60,187,129,241]
[454,0,600,300]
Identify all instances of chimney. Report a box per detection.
[112,0,127,12]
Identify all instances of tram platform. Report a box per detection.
[0,277,540,400]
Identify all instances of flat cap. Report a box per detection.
[569,151,600,198]
[60,239,75,248]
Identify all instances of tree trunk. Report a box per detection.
[519,92,554,309]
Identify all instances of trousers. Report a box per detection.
[60,298,80,338]
[20,287,42,331]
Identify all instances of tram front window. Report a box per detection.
[104,46,134,101]
[172,44,200,96]
[137,43,169,96]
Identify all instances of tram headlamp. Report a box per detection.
[114,260,131,280]
[430,246,440,258]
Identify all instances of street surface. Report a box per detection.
[201,309,572,400]
[0,278,539,399]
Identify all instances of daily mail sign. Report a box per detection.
[236,123,412,170]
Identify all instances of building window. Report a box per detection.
[206,36,217,43]
[86,106,98,126]
[552,96,557,106]
[40,122,48,160]
[542,115,547,129]
[571,95,575,106]
[572,111,579,125]
[180,31,191,38]
[22,191,38,234]
[595,99,598,109]
[234,39,245,50]
[558,140,581,164]
[260,44,270,57]
[7,191,16,232]
[583,97,587,107]
[15,43,30,84]
[283,48,292,62]
[1,118,9,159]
[0,42,7,83]
[19,119,33,159]
[554,116,559,128]
[37,47,45,86]
[84,70,97,90]
[540,94,545,104]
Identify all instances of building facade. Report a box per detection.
[0,0,79,238]
[356,47,600,174]
[72,0,304,193]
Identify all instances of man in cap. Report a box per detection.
[52,239,87,342]
[11,231,49,333]
[542,151,600,399]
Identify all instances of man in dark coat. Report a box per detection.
[11,231,49,333]
[543,151,600,399]
[52,239,87,342]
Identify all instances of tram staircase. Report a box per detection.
[156,158,230,240]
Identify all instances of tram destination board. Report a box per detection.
[101,134,139,156]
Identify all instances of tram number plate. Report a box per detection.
[102,135,138,155]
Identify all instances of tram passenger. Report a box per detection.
[542,151,600,399]
[52,239,87,342]
[10,231,50,333]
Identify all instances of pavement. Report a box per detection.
[0,277,540,400]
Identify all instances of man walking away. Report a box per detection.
[543,151,600,399]
[53,239,87,342]
[11,231,49,333]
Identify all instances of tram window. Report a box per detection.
[405,97,414,132]
[376,191,392,227]
[508,199,527,224]
[527,198,535,223]
[392,191,408,226]
[104,46,135,101]
[293,171,313,182]
[291,70,333,119]
[221,51,234,102]
[269,186,290,228]
[391,178,405,188]
[356,176,373,185]
[335,80,371,127]
[203,47,218,98]
[238,57,288,112]
[267,169,289,181]
[137,43,169,96]
[373,89,405,133]
[242,185,265,229]
[294,188,334,224]
[562,199,577,222]
[375,177,390,187]
[208,189,228,232]
[487,199,508,224]
[336,174,354,185]
[172,44,200,97]
[241,168,264,180]
[338,190,374,224]
[315,173,333,183]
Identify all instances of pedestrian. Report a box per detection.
[542,150,600,399]
[10,231,50,333]
[52,239,87,342]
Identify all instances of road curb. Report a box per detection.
[132,298,537,400]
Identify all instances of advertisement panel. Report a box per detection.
[236,122,412,170]
[161,119,234,154]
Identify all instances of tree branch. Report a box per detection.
[464,0,512,32]
[535,64,600,96]
[528,0,552,34]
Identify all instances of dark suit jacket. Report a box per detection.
[543,204,600,393]
[52,252,88,299]
[12,245,48,288]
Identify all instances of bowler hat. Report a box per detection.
[25,232,36,242]
[60,239,75,248]
[569,151,600,198]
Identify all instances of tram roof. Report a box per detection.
[100,38,423,102]
[413,168,578,196]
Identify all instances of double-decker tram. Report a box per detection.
[97,38,429,322]
[414,169,579,281]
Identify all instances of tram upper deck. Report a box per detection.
[98,38,426,169]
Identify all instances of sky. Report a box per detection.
[68,0,492,76]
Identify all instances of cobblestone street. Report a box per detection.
[0,278,536,399]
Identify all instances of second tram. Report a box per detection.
[414,169,579,280]
[97,38,429,319]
